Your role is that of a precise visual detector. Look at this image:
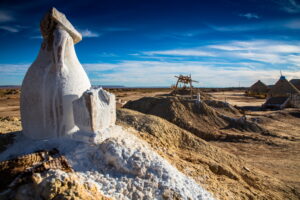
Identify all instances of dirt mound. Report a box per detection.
[170,88,212,99]
[221,116,273,134]
[124,96,271,142]
[204,99,240,116]
[117,108,299,200]
[170,88,192,95]
[124,97,225,140]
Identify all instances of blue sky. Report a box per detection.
[0,0,300,87]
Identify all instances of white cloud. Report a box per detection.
[140,40,300,66]
[98,52,117,57]
[0,11,14,23]
[83,63,118,71]
[1,40,300,87]
[30,35,43,39]
[0,63,29,85]
[234,52,284,64]
[287,55,300,66]
[143,49,215,57]
[0,25,19,33]
[209,19,300,32]
[0,64,29,75]
[129,40,300,76]
[80,29,100,38]
[0,24,28,33]
[1,57,299,87]
[239,13,260,19]
[285,19,300,29]
[279,0,300,13]
[208,40,300,53]
[82,60,300,87]
[102,27,132,32]
[207,45,244,51]
[208,24,255,32]
[263,44,300,53]
[33,28,100,39]
[206,40,300,65]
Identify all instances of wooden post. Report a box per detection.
[174,78,180,96]
[190,81,193,99]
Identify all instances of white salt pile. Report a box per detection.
[0,126,214,200]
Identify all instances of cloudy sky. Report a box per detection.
[0,0,300,87]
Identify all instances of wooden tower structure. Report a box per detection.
[173,74,198,97]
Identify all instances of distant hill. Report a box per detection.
[93,85,125,88]
[0,85,21,89]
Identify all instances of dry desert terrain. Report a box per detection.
[0,88,299,199]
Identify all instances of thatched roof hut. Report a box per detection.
[267,76,300,98]
[247,80,269,96]
[263,76,300,109]
[290,79,300,90]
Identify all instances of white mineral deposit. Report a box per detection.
[21,8,91,139]
[73,88,116,134]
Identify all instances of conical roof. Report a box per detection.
[290,79,300,90]
[268,76,300,97]
[249,80,269,94]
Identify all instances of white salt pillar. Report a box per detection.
[21,8,91,139]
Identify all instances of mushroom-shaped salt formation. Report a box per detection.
[21,8,91,139]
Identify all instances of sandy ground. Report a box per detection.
[0,88,299,195]
[209,90,300,193]
[0,96,19,118]
[209,91,266,107]
[108,88,171,108]
[112,88,170,102]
